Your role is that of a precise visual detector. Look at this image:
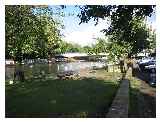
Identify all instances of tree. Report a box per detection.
[93,38,108,54]
[5,5,36,62]
[83,46,91,54]
[5,5,63,62]
[78,5,155,57]
[106,17,151,57]
[37,14,62,59]
[148,29,156,53]
[83,45,95,55]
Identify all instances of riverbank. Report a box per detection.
[6,69,121,118]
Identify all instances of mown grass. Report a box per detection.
[6,70,120,118]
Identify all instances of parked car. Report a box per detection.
[144,65,156,86]
[138,58,156,87]
[138,57,155,64]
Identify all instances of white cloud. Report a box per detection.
[63,17,156,47]
[63,19,109,46]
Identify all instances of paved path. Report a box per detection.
[106,79,129,118]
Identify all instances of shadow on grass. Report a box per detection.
[129,86,156,118]
[132,67,155,87]
[6,77,120,118]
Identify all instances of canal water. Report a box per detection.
[5,61,107,82]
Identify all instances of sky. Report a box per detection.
[51,6,156,47]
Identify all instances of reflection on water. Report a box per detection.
[5,62,106,81]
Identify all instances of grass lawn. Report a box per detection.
[6,70,120,118]
[128,76,156,117]
[124,68,141,117]
[128,77,141,117]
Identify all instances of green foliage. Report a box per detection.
[106,41,130,62]
[83,38,107,55]
[5,5,63,62]
[57,41,83,53]
[148,30,156,52]
[83,45,94,55]
[78,5,154,26]
[6,5,35,61]
[107,17,151,56]
[78,5,155,57]
[93,38,108,54]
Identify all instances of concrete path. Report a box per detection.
[106,79,129,118]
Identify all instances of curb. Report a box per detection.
[106,79,129,118]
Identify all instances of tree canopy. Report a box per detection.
[5,5,63,62]
[78,5,155,57]
[6,5,156,63]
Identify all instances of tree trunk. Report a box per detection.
[16,47,23,64]
[113,64,115,79]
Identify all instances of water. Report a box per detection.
[5,61,107,82]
